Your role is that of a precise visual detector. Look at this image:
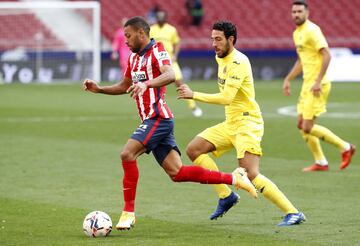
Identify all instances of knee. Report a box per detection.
[246,169,259,181]
[120,149,135,161]
[186,142,200,161]
[303,124,313,134]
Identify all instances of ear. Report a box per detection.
[138,28,145,37]
[228,36,235,45]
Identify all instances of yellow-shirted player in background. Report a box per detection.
[178,21,305,226]
[150,10,203,117]
[283,0,356,172]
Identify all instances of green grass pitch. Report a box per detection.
[0,80,359,245]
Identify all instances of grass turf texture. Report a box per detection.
[0,81,359,245]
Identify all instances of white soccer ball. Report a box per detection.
[83,211,112,237]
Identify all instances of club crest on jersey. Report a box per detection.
[131,71,147,82]
[158,51,170,61]
[141,56,148,67]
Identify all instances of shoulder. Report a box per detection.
[165,24,177,32]
[232,50,250,66]
[306,20,322,33]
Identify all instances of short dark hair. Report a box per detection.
[212,21,237,45]
[293,0,308,8]
[124,16,150,36]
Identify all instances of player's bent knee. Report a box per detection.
[120,149,135,161]
[185,144,199,161]
[303,125,312,134]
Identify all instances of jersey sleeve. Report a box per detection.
[311,27,328,51]
[153,42,172,67]
[193,84,239,105]
[226,61,247,89]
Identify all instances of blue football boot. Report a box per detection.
[210,191,240,220]
[278,212,306,226]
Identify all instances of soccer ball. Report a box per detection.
[83,211,112,237]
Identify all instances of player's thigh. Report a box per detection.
[172,62,183,81]
[198,122,233,157]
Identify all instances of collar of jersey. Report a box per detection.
[217,48,235,63]
[297,19,309,31]
[138,38,156,56]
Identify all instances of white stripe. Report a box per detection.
[146,53,154,80]
[137,55,146,121]
[147,88,156,119]
[146,54,155,119]
[159,98,170,118]
[277,103,360,119]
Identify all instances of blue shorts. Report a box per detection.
[131,118,181,165]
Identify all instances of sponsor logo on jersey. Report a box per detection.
[158,51,170,61]
[230,75,241,81]
[131,71,147,82]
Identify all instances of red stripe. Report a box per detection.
[143,118,161,145]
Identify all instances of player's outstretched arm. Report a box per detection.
[83,77,133,95]
[178,83,238,105]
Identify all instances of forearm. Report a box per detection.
[316,48,331,83]
[285,59,302,81]
[148,68,175,88]
[99,82,128,95]
[193,92,232,105]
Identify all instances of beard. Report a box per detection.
[217,41,231,58]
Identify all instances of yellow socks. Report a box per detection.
[194,154,232,199]
[252,174,298,214]
[310,124,347,151]
[301,130,327,164]
[187,99,197,110]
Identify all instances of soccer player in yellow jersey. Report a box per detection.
[283,0,356,172]
[150,10,203,117]
[178,21,305,226]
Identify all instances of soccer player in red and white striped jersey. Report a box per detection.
[83,16,257,230]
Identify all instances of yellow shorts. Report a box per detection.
[172,61,183,81]
[198,117,264,159]
[297,83,331,120]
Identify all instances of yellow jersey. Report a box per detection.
[293,20,330,85]
[193,48,262,127]
[150,23,180,58]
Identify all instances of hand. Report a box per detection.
[83,79,101,93]
[311,82,322,97]
[282,79,291,96]
[177,84,194,99]
[127,82,148,98]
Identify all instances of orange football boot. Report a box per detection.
[340,144,356,170]
[302,163,329,172]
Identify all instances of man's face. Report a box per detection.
[211,30,231,58]
[156,11,166,25]
[124,25,142,53]
[291,4,308,26]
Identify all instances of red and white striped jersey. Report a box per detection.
[125,39,173,122]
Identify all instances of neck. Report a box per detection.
[138,38,154,56]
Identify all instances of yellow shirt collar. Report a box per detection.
[216,48,236,64]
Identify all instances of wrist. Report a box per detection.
[145,80,152,88]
